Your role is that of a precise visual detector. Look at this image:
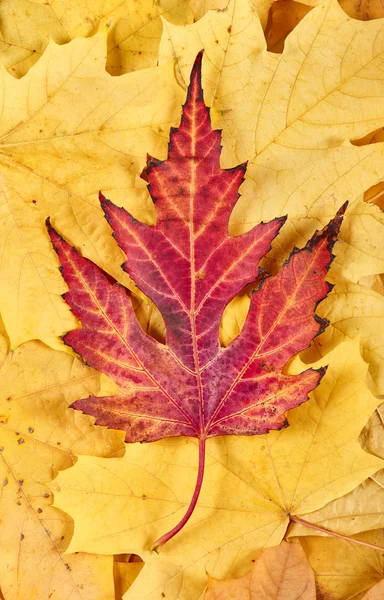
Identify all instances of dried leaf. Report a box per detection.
[299,530,384,600]
[205,540,316,599]
[360,405,384,459]
[339,0,384,19]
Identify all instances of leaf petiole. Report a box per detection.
[290,514,384,552]
[152,438,206,552]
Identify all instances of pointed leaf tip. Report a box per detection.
[186,50,205,107]
[302,202,347,259]
[191,50,204,82]
[98,191,108,204]
[338,200,348,216]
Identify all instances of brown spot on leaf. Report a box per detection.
[315,582,337,600]
[195,270,206,280]
[17,438,25,444]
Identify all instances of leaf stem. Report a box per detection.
[290,515,384,552]
[151,437,206,553]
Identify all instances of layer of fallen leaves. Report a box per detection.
[206,537,384,600]
[49,341,382,599]
[0,0,228,78]
[1,0,384,599]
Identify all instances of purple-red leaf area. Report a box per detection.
[47,52,346,444]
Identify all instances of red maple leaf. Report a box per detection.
[47,52,346,550]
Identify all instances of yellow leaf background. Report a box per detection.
[0,0,384,599]
[0,0,227,78]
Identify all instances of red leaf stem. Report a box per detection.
[152,438,206,552]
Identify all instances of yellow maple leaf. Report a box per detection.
[0,31,184,351]
[0,332,125,599]
[49,341,383,600]
[0,0,226,78]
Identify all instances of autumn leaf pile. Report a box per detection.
[1,0,384,599]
